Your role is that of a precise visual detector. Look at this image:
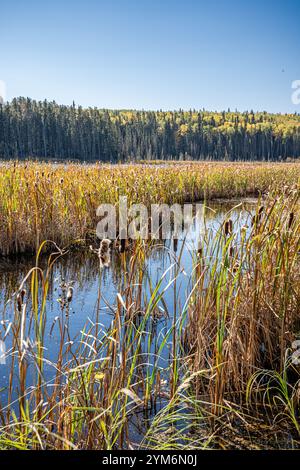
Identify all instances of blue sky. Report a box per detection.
[1,0,300,112]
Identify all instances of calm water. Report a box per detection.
[0,200,256,412]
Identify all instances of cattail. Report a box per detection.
[252,207,264,226]
[224,221,229,235]
[232,261,240,273]
[100,238,111,253]
[224,219,233,236]
[120,238,126,253]
[288,212,294,229]
[99,238,112,267]
[66,286,73,302]
[14,292,20,312]
[173,238,178,252]
[17,288,26,312]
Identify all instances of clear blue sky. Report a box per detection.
[1,0,300,112]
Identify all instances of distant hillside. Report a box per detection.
[0,97,300,161]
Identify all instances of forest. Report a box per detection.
[0,97,300,161]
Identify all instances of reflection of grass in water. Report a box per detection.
[0,200,255,300]
[0,190,300,449]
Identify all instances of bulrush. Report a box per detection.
[99,238,112,267]
[224,219,233,236]
[90,239,112,268]
[288,212,295,229]
[120,238,126,253]
[252,205,264,226]
[16,288,26,312]
[66,286,73,302]
[197,246,203,258]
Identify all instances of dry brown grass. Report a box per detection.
[0,162,300,449]
[0,161,300,254]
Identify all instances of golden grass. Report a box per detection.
[0,190,299,448]
[185,188,300,406]
[0,161,300,449]
[0,161,300,255]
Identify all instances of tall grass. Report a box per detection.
[0,161,300,254]
[0,165,299,449]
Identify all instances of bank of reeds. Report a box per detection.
[0,161,300,255]
[0,186,299,449]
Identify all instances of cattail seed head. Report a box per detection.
[120,238,126,253]
[224,219,233,236]
[66,286,73,302]
[288,212,294,229]
[99,239,112,267]
[16,288,26,312]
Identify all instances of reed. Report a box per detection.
[0,166,299,449]
[0,161,300,255]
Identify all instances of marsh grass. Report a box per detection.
[0,165,299,449]
[0,161,300,254]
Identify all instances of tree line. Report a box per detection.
[0,97,300,161]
